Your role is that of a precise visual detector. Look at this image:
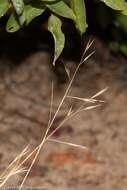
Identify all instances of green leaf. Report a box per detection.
[0,0,10,18]
[71,0,88,34]
[100,0,127,16]
[46,0,76,20]
[24,3,45,25]
[6,13,21,32]
[19,11,26,25]
[121,3,127,15]
[42,0,57,2]
[11,0,24,15]
[100,0,126,11]
[48,14,65,65]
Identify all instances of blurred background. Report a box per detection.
[0,1,127,190]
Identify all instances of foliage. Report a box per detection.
[0,0,127,63]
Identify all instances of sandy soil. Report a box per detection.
[0,39,127,190]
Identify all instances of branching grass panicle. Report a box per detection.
[0,41,108,189]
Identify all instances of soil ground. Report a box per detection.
[0,39,127,190]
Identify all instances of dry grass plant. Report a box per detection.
[0,40,108,189]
